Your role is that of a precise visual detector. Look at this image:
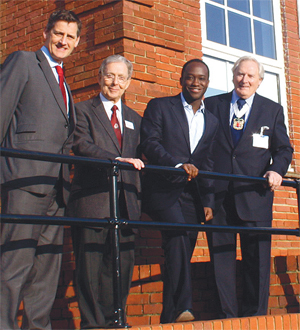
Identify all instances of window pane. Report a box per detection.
[210,0,224,4]
[227,0,250,14]
[228,12,252,52]
[254,20,276,59]
[206,4,226,45]
[253,0,273,22]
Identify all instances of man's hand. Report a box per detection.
[181,163,199,181]
[263,171,282,192]
[204,207,213,221]
[117,157,145,170]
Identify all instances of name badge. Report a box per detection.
[253,134,269,149]
[125,120,134,130]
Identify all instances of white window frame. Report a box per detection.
[200,0,288,118]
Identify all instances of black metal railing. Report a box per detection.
[1,147,299,327]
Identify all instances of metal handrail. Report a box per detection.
[1,147,299,328]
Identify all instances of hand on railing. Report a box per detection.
[263,171,283,192]
[116,157,145,170]
[181,163,199,181]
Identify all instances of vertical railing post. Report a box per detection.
[295,179,300,237]
[109,162,127,328]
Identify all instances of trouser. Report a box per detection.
[210,192,271,318]
[72,226,135,329]
[1,186,65,330]
[150,184,203,323]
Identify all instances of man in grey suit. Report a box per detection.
[0,10,81,330]
[67,55,144,329]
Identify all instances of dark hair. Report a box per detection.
[45,10,82,37]
[181,59,210,79]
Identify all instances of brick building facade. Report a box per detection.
[0,1,299,329]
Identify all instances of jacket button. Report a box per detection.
[233,155,236,159]
[64,124,69,128]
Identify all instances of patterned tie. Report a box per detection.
[55,65,67,111]
[111,105,122,148]
[231,98,246,147]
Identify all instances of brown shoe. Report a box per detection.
[175,310,195,322]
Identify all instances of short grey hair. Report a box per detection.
[99,55,133,79]
[232,56,264,80]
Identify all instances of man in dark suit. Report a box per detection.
[141,59,219,323]
[0,10,81,330]
[204,56,293,318]
[67,55,144,329]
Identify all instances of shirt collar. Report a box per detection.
[180,92,205,113]
[232,90,255,108]
[99,93,122,111]
[41,46,62,68]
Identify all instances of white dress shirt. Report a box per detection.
[100,93,123,133]
[41,46,70,114]
[181,92,205,153]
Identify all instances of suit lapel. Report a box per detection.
[36,50,68,121]
[91,97,121,153]
[217,93,234,148]
[171,95,190,151]
[241,93,261,137]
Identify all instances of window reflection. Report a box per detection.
[253,0,273,21]
[206,4,226,45]
[228,12,252,52]
[228,0,250,14]
[254,20,276,59]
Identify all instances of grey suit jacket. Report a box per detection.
[67,97,142,222]
[1,49,76,202]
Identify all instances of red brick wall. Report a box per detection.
[1,1,299,329]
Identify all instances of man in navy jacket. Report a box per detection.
[204,56,293,318]
[141,59,219,323]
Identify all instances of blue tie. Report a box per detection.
[231,98,246,147]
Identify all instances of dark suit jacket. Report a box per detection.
[141,94,219,213]
[204,92,293,222]
[0,49,76,202]
[67,97,142,221]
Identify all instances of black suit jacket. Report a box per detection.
[204,92,293,222]
[67,97,142,221]
[141,94,219,212]
[0,50,76,202]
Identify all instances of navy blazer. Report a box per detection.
[141,94,219,212]
[204,92,293,222]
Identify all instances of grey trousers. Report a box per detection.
[1,187,65,330]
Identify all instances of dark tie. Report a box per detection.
[111,105,122,148]
[237,98,246,110]
[55,65,67,111]
[231,98,246,147]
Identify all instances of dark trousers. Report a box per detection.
[150,185,203,323]
[1,186,65,330]
[210,191,271,318]
[72,226,135,329]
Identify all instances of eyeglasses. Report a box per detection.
[103,73,129,84]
